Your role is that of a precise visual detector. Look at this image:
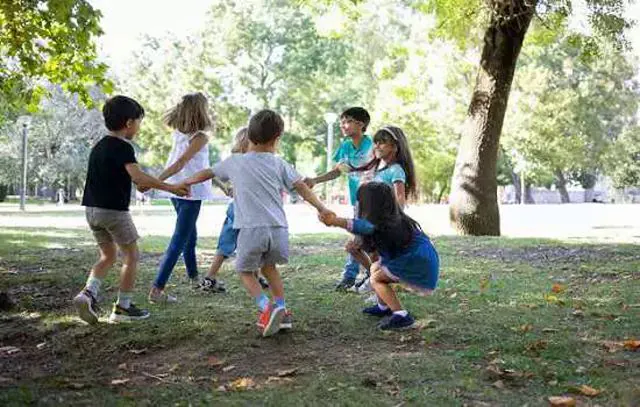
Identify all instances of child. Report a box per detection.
[147,93,216,303]
[73,95,189,324]
[346,125,417,293]
[198,127,269,293]
[319,182,439,330]
[185,109,334,337]
[304,107,374,291]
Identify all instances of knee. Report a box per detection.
[122,247,140,265]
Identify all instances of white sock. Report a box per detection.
[393,310,408,317]
[377,298,389,311]
[117,291,133,309]
[85,275,103,296]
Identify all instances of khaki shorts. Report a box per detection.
[85,207,139,246]
[235,227,288,272]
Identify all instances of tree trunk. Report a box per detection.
[449,1,536,236]
[525,185,535,204]
[555,169,570,203]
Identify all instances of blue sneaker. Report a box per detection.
[377,313,415,330]
[362,305,393,317]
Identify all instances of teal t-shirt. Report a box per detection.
[374,163,406,186]
[333,135,374,205]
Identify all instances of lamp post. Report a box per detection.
[18,116,31,211]
[323,112,338,204]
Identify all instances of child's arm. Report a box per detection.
[125,163,189,196]
[305,166,342,187]
[182,168,216,186]
[293,180,333,217]
[394,182,406,208]
[212,178,232,197]
[158,133,208,181]
[319,214,376,236]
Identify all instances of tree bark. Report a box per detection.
[449,1,536,235]
[555,169,570,203]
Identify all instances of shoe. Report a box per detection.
[73,289,100,325]
[108,303,150,323]
[258,276,270,290]
[356,277,373,294]
[148,290,178,304]
[257,304,285,337]
[364,293,378,304]
[363,305,392,317]
[334,276,356,291]
[280,310,293,330]
[199,277,226,293]
[377,313,415,330]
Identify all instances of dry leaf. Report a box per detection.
[623,339,640,350]
[228,377,255,391]
[492,380,505,389]
[551,284,566,294]
[548,396,576,406]
[111,378,130,385]
[208,356,224,367]
[601,340,623,353]
[118,363,127,370]
[277,368,298,377]
[578,384,601,397]
[571,310,584,318]
[222,365,236,372]
[0,346,21,355]
[129,348,147,355]
[519,324,533,333]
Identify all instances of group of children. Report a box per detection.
[73,94,440,336]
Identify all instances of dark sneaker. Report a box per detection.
[257,304,285,337]
[258,276,270,290]
[280,310,293,330]
[363,305,392,317]
[199,277,226,293]
[108,303,150,323]
[334,276,356,291]
[73,289,100,325]
[377,313,415,330]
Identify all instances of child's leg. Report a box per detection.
[118,241,140,305]
[206,254,226,279]
[260,264,284,306]
[153,198,200,291]
[345,241,372,272]
[370,262,402,312]
[239,271,263,300]
[86,242,117,294]
[183,215,200,279]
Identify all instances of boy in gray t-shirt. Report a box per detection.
[185,109,334,337]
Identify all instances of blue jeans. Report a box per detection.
[154,198,202,289]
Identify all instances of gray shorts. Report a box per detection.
[85,207,140,246]
[235,227,288,272]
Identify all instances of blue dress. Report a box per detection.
[348,218,439,291]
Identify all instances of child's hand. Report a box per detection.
[302,177,315,188]
[137,185,150,193]
[171,183,190,197]
[318,210,337,226]
[223,186,234,198]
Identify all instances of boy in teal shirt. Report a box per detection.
[305,107,374,290]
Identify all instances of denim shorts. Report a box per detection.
[216,203,238,257]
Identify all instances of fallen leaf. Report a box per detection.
[228,377,255,391]
[36,342,47,350]
[525,340,548,353]
[492,380,505,389]
[118,363,127,370]
[601,340,623,353]
[623,339,640,350]
[551,284,566,294]
[519,324,533,333]
[449,292,458,299]
[68,382,86,389]
[548,396,576,406]
[578,384,601,397]
[544,294,559,304]
[277,368,298,377]
[111,378,130,385]
[571,310,584,318]
[208,356,224,367]
[128,348,147,355]
[0,346,21,355]
[222,365,236,372]
[479,277,489,292]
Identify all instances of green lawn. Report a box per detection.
[0,227,638,406]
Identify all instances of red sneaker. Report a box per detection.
[257,304,285,337]
[280,310,292,330]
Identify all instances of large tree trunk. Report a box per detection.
[449,1,536,236]
[555,169,570,203]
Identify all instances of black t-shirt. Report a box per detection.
[82,136,137,211]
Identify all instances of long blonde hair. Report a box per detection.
[163,92,213,134]
[231,127,249,154]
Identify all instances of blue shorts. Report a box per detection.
[380,232,439,291]
[216,202,239,257]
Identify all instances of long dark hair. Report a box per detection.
[350,126,417,200]
[357,182,421,255]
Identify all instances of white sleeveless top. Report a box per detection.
[164,130,214,201]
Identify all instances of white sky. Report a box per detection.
[90,0,640,76]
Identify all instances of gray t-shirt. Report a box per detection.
[212,152,302,229]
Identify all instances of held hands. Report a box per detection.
[302,177,315,188]
[318,209,337,226]
[136,185,150,193]
[170,183,190,197]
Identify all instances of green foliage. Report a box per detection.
[605,126,640,188]
[0,0,111,120]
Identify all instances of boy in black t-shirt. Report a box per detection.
[74,95,189,324]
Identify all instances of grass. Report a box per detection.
[0,226,639,406]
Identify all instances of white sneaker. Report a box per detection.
[73,289,99,324]
[364,293,377,304]
[357,278,373,294]
[148,290,178,304]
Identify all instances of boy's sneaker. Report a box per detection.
[258,276,270,290]
[108,303,150,323]
[354,277,373,294]
[199,277,226,293]
[377,313,415,330]
[334,276,356,291]
[257,304,285,337]
[280,310,293,330]
[148,290,178,304]
[73,289,100,325]
[363,305,393,317]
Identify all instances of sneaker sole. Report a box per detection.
[108,313,151,324]
[262,307,285,337]
[74,296,98,325]
[280,322,292,329]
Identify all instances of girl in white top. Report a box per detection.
[148,92,219,303]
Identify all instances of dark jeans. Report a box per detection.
[153,198,202,289]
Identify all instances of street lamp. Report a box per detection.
[323,112,338,203]
[17,116,31,211]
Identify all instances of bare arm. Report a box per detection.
[183,168,216,186]
[293,179,331,214]
[306,167,341,187]
[158,133,208,181]
[394,182,406,208]
[212,178,232,197]
[125,163,189,196]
